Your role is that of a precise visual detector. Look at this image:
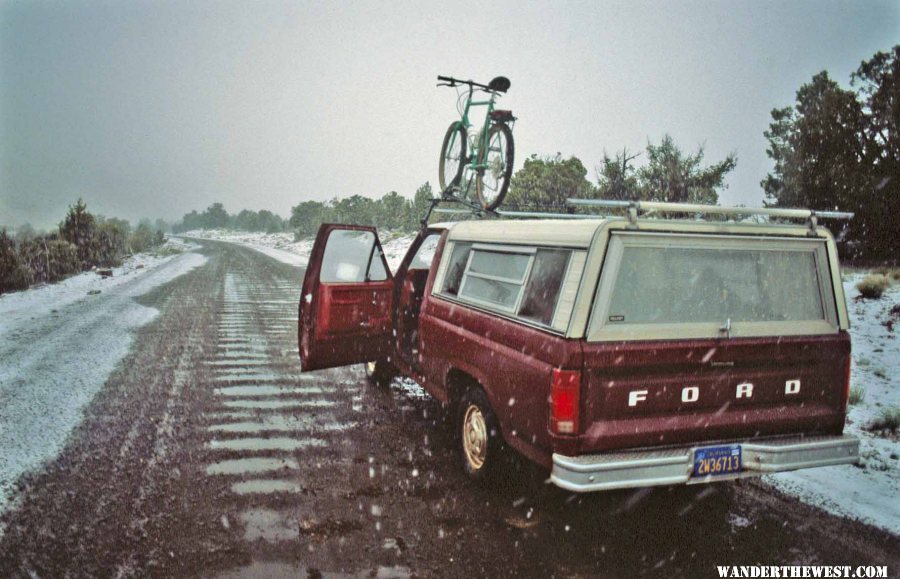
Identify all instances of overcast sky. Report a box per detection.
[1,0,897,229]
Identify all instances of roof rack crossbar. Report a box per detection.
[432,208,601,219]
[567,199,854,221]
[431,208,473,214]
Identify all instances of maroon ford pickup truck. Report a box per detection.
[298,215,859,492]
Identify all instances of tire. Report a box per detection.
[364,360,395,389]
[438,122,467,193]
[458,388,503,481]
[475,122,514,211]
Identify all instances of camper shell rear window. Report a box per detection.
[588,232,839,341]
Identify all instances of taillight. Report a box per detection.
[550,368,581,435]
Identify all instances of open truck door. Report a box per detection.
[298,224,394,372]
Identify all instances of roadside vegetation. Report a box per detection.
[856,275,892,299]
[872,267,900,281]
[848,385,866,406]
[0,199,167,294]
[867,406,900,435]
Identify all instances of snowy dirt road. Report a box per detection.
[0,240,897,577]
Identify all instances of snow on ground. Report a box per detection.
[0,239,207,517]
[766,274,900,535]
[180,230,313,267]
[378,231,418,272]
[181,229,416,272]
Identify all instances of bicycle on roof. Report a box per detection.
[436,75,516,212]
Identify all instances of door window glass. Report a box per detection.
[409,234,441,270]
[320,230,388,283]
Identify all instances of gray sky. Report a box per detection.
[1,0,897,229]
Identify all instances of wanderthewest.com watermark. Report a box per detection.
[716,566,888,578]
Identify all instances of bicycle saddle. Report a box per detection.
[487,76,511,93]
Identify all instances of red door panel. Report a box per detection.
[317,283,392,336]
[298,224,394,372]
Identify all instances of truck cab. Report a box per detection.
[298,213,859,492]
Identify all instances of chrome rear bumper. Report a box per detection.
[550,434,859,493]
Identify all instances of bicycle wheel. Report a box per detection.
[475,123,514,211]
[438,122,467,193]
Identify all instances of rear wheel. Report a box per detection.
[458,388,503,481]
[438,123,467,193]
[475,122,514,211]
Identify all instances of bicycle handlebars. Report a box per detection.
[436,75,491,91]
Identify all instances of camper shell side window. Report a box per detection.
[433,241,582,333]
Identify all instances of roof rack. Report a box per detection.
[567,198,854,234]
[426,198,854,235]
[432,207,598,220]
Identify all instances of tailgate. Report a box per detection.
[577,333,850,453]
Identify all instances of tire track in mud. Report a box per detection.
[200,270,356,533]
[194,263,415,577]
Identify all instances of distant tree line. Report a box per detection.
[172,183,437,238]
[0,199,166,294]
[288,184,436,236]
[172,203,287,234]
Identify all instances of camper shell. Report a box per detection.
[298,209,859,492]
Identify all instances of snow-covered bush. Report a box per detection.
[18,237,81,284]
[856,274,890,299]
[128,221,163,253]
[0,229,33,293]
[872,266,900,281]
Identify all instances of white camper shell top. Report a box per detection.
[434,217,849,340]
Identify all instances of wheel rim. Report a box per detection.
[462,404,488,471]
[442,131,464,187]
[480,130,509,205]
[365,361,376,376]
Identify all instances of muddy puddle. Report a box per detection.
[213,372,308,383]
[216,345,270,354]
[205,359,270,367]
[213,385,325,397]
[230,479,304,495]
[206,437,327,451]
[205,457,299,476]
[216,562,411,579]
[239,509,297,543]
[222,399,337,410]
[207,415,357,434]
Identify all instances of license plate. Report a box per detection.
[694,445,742,477]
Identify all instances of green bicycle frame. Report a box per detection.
[457,85,500,173]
